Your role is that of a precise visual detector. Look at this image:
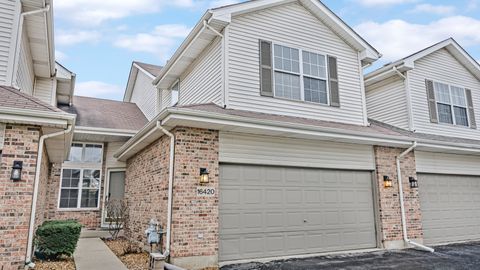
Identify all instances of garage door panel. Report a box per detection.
[220,164,376,261]
[419,174,480,244]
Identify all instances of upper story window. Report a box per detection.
[434,82,469,127]
[272,44,329,104]
[171,81,179,106]
[60,143,103,209]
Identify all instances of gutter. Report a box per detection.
[396,141,434,253]
[154,121,175,259]
[25,124,73,268]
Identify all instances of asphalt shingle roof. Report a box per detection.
[134,61,163,77]
[59,96,148,130]
[0,85,64,113]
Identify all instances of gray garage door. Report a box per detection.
[419,174,480,244]
[219,164,377,261]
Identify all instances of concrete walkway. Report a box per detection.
[74,238,127,270]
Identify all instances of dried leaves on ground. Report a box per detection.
[104,238,149,270]
[34,258,75,270]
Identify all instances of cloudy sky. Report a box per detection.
[53,0,480,100]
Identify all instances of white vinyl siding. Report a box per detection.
[178,37,222,106]
[219,132,375,170]
[227,2,365,125]
[416,151,480,176]
[0,0,17,84]
[131,71,157,121]
[105,142,126,168]
[366,76,410,129]
[33,78,54,104]
[160,89,172,111]
[15,28,34,94]
[410,49,480,139]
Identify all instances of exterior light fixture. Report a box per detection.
[10,161,23,181]
[409,177,418,188]
[199,168,209,184]
[383,175,392,188]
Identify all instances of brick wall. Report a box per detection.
[34,146,50,227]
[124,127,219,269]
[0,125,41,270]
[374,146,423,247]
[43,143,108,229]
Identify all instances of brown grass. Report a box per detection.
[104,238,149,270]
[34,258,75,270]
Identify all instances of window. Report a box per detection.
[171,81,179,106]
[272,44,329,104]
[433,82,469,126]
[60,143,103,209]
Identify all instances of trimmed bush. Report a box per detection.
[35,220,82,259]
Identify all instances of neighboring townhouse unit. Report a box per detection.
[0,1,147,269]
[365,38,480,245]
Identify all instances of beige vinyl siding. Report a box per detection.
[131,71,157,121]
[219,132,375,170]
[105,142,126,168]
[33,78,53,104]
[227,2,365,125]
[16,28,34,94]
[366,76,409,129]
[0,0,17,84]
[410,49,480,139]
[416,151,480,176]
[178,37,222,106]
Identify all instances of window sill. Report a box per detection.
[266,95,338,108]
[57,207,100,212]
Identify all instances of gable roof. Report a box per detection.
[59,96,148,131]
[123,61,163,102]
[365,38,480,86]
[152,0,381,89]
[0,85,63,113]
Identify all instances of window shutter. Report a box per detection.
[425,79,438,123]
[259,40,273,97]
[327,56,340,107]
[466,89,477,129]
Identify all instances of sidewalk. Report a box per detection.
[74,238,127,270]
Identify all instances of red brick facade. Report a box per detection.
[373,146,423,248]
[0,125,41,270]
[124,127,219,270]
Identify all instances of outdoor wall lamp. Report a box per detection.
[409,177,418,188]
[200,168,209,184]
[10,161,23,181]
[384,175,392,188]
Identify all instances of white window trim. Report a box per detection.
[58,142,104,211]
[271,41,330,106]
[432,80,470,127]
[170,79,180,107]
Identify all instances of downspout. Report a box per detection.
[396,141,434,253]
[25,124,73,268]
[11,5,51,85]
[155,121,175,258]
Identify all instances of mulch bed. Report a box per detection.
[34,258,75,270]
[104,238,149,270]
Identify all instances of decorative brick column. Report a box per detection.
[373,146,423,249]
[0,125,41,270]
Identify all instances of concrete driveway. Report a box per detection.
[221,242,480,270]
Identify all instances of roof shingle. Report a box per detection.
[134,61,163,77]
[0,85,64,113]
[59,96,148,130]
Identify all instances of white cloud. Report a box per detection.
[355,16,480,62]
[208,0,242,8]
[355,0,416,7]
[410,4,455,15]
[75,81,123,99]
[114,24,191,61]
[56,30,100,46]
[55,50,67,62]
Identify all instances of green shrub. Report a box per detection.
[35,220,82,259]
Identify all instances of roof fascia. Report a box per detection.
[123,63,139,102]
[0,107,75,128]
[133,63,156,80]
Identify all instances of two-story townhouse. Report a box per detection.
[0,1,148,269]
[111,0,446,269]
[365,38,480,246]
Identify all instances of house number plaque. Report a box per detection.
[196,187,216,197]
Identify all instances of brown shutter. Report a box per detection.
[327,56,340,107]
[425,79,438,123]
[259,40,273,97]
[466,89,477,129]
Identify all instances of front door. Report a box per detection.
[102,170,126,226]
